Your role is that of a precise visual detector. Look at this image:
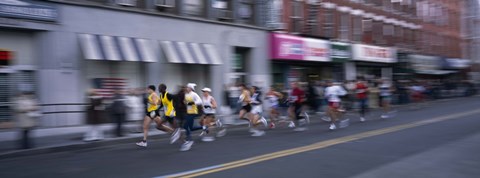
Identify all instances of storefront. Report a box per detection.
[349,44,397,80]
[0,0,58,122]
[2,1,270,127]
[331,42,351,81]
[409,54,454,79]
[270,33,334,87]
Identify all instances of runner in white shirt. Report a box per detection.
[324,81,347,130]
[379,79,395,119]
[199,87,222,142]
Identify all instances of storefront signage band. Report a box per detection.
[0,0,58,22]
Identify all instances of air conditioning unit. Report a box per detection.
[217,9,233,20]
[116,0,136,6]
[155,0,175,8]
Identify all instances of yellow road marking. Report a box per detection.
[166,108,480,178]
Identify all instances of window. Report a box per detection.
[323,9,335,38]
[383,0,393,12]
[353,16,363,42]
[213,0,233,21]
[291,0,303,33]
[238,1,255,25]
[339,13,351,40]
[183,0,204,17]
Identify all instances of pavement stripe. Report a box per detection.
[157,108,480,178]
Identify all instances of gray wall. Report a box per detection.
[30,3,269,125]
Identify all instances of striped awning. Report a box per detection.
[78,34,156,62]
[160,41,222,65]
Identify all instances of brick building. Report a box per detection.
[267,0,468,83]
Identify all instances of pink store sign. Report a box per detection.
[270,33,330,62]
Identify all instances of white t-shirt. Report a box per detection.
[379,83,392,97]
[202,95,216,114]
[324,85,347,102]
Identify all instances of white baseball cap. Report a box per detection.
[201,88,212,92]
[186,83,196,91]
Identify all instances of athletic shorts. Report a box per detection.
[204,113,215,118]
[146,110,160,119]
[251,105,263,115]
[381,96,392,103]
[241,104,252,112]
[162,116,175,124]
[328,102,340,109]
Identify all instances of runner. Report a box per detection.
[265,86,283,129]
[238,84,262,136]
[249,86,268,135]
[180,83,203,151]
[136,85,160,147]
[157,84,181,144]
[199,87,220,142]
[324,81,347,130]
[288,82,307,132]
[379,79,395,119]
[356,77,369,122]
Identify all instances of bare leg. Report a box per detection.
[142,116,152,141]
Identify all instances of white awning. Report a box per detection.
[160,41,222,65]
[78,34,156,62]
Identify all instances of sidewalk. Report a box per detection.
[0,96,477,159]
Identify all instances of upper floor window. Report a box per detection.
[323,9,335,38]
[212,0,233,22]
[183,0,204,17]
[291,0,303,33]
[155,0,177,14]
[339,13,351,41]
[237,0,255,25]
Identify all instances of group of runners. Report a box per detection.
[136,78,395,151]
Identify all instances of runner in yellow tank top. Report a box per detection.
[136,85,163,147]
[156,84,180,145]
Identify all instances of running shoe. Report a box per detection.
[216,128,227,137]
[251,130,265,137]
[201,136,215,142]
[180,141,194,151]
[170,129,181,144]
[288,121,296,128]
[199,131,207,137]
[304,112,310,124]
[381,114,389,119]
[269,122,276,129]
[360,117,366,122]
[329,124,337,130]
[136,140,147,147]
[215,119,223,127]
[260,117,268,128]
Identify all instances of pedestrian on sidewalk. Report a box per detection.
[84,89,105,142]
[111,88,127,137]
[13,90,41,149]
[125,88,144,133]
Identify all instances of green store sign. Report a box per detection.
[330,42,351,63]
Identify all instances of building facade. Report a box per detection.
[0,0,270,127]
[266,0,468,85]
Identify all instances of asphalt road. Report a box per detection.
[1,96,480,178]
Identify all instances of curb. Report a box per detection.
[0,134,165,160]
